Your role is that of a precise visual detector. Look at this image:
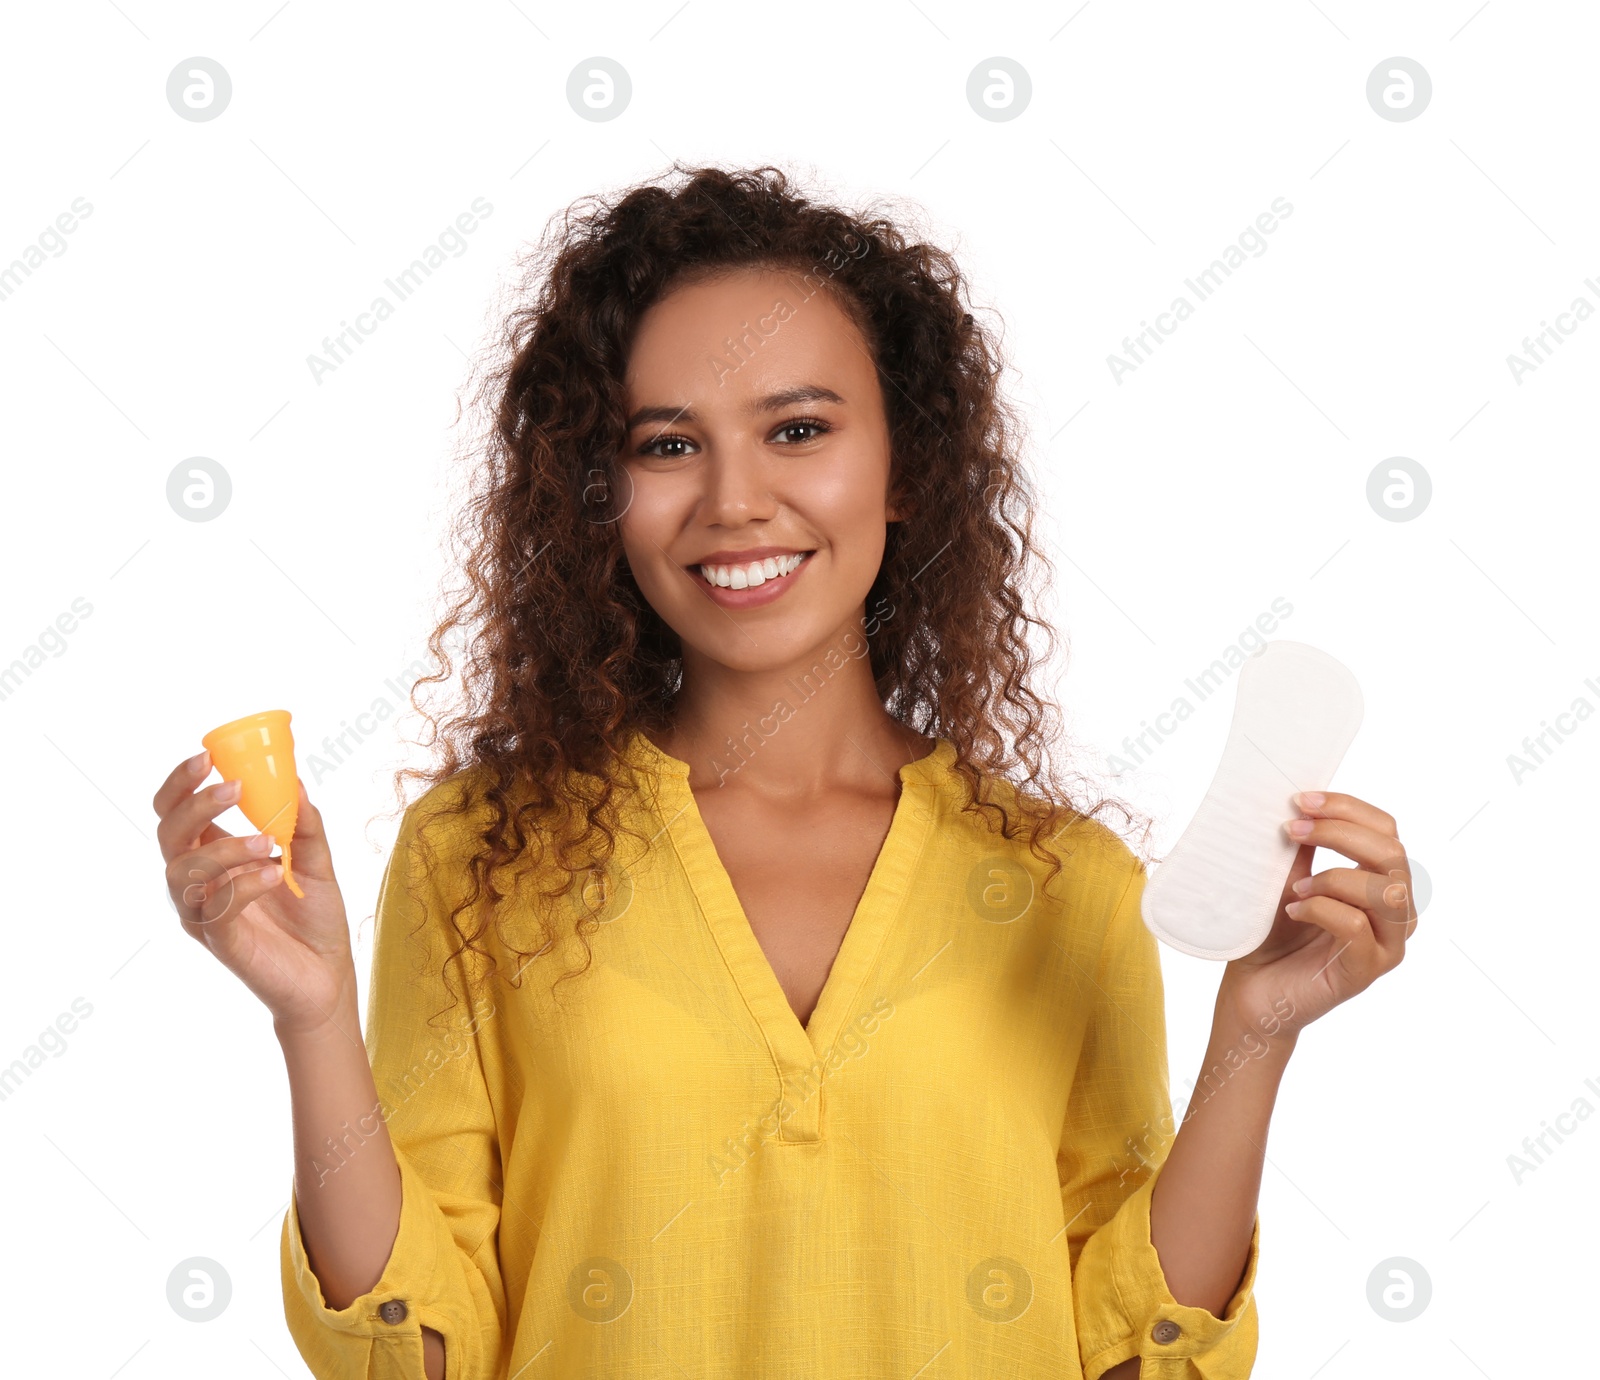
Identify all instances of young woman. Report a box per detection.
[154,164,1414,1380]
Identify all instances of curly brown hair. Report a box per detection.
[389,160,1153,1029]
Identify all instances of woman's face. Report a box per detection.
[615,267,900,674]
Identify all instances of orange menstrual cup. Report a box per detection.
[201,709,305,898]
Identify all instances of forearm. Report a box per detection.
[276,980,404,1314]
[280,991,450,1375]
[1146,983,1294,1317]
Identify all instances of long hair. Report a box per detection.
[390,161,1152,1028]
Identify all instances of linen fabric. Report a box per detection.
[280,729,1260,1378]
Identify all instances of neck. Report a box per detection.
[653,635,931,797]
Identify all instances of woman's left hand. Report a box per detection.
[1218,790,1417,1036]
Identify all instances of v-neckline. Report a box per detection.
[621,728,952,1134]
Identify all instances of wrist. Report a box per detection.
[1211,977,1300,1068]
[274,974,362,1050]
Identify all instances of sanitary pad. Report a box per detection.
[1141,640,1364,961]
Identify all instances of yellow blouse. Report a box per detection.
[280,730,1260,1379]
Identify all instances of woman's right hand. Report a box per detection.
[154,750,356,1037]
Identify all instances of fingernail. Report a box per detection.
[1292,876,1313,895]
[220,779,242,801]
[1287,819,1313,837]
[1298,791,1325,808]
[250,832,274,853]
[187,749,210,774]
[1285,901,1304,918]
[1383,883,1408,907]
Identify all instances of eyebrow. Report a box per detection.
[624,384,846,432]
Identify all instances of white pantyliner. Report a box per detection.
[1141,640,1365,961]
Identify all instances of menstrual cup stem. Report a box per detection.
[280,840,305,898]
[260,798,305,899]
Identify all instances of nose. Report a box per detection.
[698,434,779,527]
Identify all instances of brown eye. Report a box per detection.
[637,432,695,459]
[773,418,831,444]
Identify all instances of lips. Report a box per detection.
[686,548,817,609]
[694,550,812,590]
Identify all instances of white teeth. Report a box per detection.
[699,552,807,589]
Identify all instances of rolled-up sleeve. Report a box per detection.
[279,794,509,1379]
[1059,856,1261,1380]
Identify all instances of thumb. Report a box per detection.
[285,775,335,880]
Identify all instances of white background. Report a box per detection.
[0,1,1593,1375]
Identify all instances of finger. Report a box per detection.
[1292,864,1415,957]
[151,749,213,822]
[1282,893,1387,982]
[181,857,283,931]
[1374,864,1418,957]
[282,776,334,880]
[156,777,243,861]
[1293,790,1397,839]
[168,833,278,919]
[1282,815,1409,877]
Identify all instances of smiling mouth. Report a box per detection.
[693,551,814,590]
